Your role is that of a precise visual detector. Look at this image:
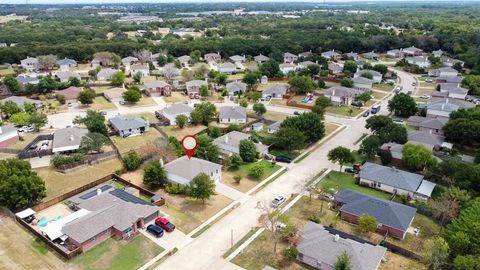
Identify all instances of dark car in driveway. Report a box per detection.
[155,217,176,232]
[147,225,164,238]
[275,156,292,163]
[362,110,370,117]
[351,101,363,107]
[344,167,359,174]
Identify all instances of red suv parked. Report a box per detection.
[155,217,176,232]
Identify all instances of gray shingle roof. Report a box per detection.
[56,71,81,81]
[297,221,386,270]
[427,98,474,112]
[1,96,43,107]
[229,55,245,62]
[219,106,246,120]
[16,75,39,85]
[359,162,424,192]
[213,131,269,154]
[226,81,247,94]
[109,116,148,131]
[161,103,193,115]
[57,58,77,66]
[254,54,269,62]
[335,188,417,231]
[353,76,373,84]
[164,156,221,185]
[283,52,296,58]
[52,127,88,151]
[144,80,170,89]
[355,69,381,78]
[186,80,207,88]
[407,130,445,148]
[263,84,288,96]
[324,86,362,98]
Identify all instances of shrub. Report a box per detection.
[227,154,243,170]
[248,163,265,179]
[55,94,66,105]
[122,150,141,171]
[164,183,186,194]
[233,175,242,183]
[284,247,299,260]
[308,215,321,224]
[51,153,84,168]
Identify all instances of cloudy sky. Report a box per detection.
[1,0,469,4]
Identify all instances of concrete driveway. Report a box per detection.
[141,220,192,250]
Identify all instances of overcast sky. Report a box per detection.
[2,0,476,4]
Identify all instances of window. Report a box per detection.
[215,169,218,174]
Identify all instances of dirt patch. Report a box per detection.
[380,251,426,270]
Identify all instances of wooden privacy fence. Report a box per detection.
[380,241,423,261]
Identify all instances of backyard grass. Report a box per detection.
[35,158,123,200]
[380,251,426,270]
[325,105,363,117]
[259,111,290,122]
[0,67,15,76]
[163,92,190,103]
[83,96,116,111]
[373,83,395,92]
[222,160,281,193]
[319,171,392,200]
[269,98,289,107]
[162,124,207,140]
[72,235,164,270]
[123,96,157,107]
[39,98,68,114]
[110,128,163,154]
[124,112,158,123]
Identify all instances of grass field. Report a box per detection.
[72,235,164,270]
[83,96,116,111]
[0,67,15,76]
[123,96,157,107]
[325,105,363,117]
[92,86,110,95]
[222,160,281,192]
[319,171,392,200]
[163,92,189,103]
[371,90,389,100]
[110,128,163,154]
[373,83,395,92]
[124,112,158,124]
[162,125,207,140]
[35,159,123,200]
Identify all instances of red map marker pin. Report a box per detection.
[181,135,198,159]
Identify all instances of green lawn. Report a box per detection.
[111,128,163,154]
[222,160,281,192]
[269,149,301,160]
[84,96,116,111]
[123,96,157,108]
[325,106,363,117]
[162,125,207,140]
[125,112,158,124]
[92,86,110,95]
[72,235,164,270]
[319,171,392,200]
[373,83,395,92]
[0,67,15,76]
[371,91,388,100]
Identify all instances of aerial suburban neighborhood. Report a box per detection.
[0,2,479,270]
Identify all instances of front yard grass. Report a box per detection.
[371,90,388,100]
[260,111,290,122]
[325,105,363,117]
[35,158,123,200]
[163,92,189,103]
[319,171,392,200]
[269,98,289,107]
[123,96,157,107]
[92,86,110,95]
[222,160,281,193]
[72,235,164,270]
[373,83,395,92]
[110,128,163,154]
[84,96,117,111]
[162,124,207,140]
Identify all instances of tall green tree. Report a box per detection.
[359,135,381,159]
[3,76,20,93]
[259,60,280,78]
[402,142,437,171]
[334,252,352,270]
[388,93,417,117]
[423,237,450,270]
[111,71,125,87]
[73,110,108,135]
[327,146,355,171]
[288,75,315,93]
[188,173,216,203]
[190,102,216,125]
[28,112,48,131]
[77,88,96,105]
[274,126,307,151]
[143,160,167,188]
[122,150,141,171]
[122,88,142,103]
[281,112,325,143]
[253,103,266,115]
[79,132,109,153]
[239,139,257,162]
[194,134,220,162]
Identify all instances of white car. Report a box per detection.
[19,125,34,133]
[271,196,286,208]
[420,94,431,99]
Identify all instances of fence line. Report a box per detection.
[0,148,19,154]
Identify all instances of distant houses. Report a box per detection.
[186,80,208,99]
[103,87,127,103]
[204,52,221,63]
[283,52,298,63]
[213,131,269,156]
[57,58,77,71]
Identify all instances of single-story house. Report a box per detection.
[217,63,237,74]
[177,55,191,67]
[109,116,149,137]
[353,69,382,83]
[0,123,18,147]
[443,58,464,68]
[407,130,445,151]
[56,86,82,102]
[213,131,269,156]
[403,46,423,56]
[323,86,362,106]
[298,61,316,69]
[436,75,462,84]
[283,52,298,63]
[55,71,81,83]
[57,58,77,71]
[157,104,193,125]
[346,52,360,61]
[218,106,247,124]
[380,142,404,164]
[254,54,269,64]
[279,63,297,75]
[226,81,247,96]
[1,96,43,109]
[263,84,288,99]
[428,67,458,77]
[333,188,417,239]
[353,77,373,90]
[16,75,39,86]
[144,81,172,97]
[267,120,282,134]
[432,49,444,58]
[20,57,39,72]
[103,87,127,102]
[186,80,208,98]
[361,51,379,60]
[130,64,150,78]
[52,127,88,153]
[426,98,475,119]
[328,63,343,75]
[121,56,138,67]
[204,53,221,63]
[406,56,430,68]
[446,86,468,100]
[407,116,448,135]
[298,50,313,58]
[62,187,159,252]
[387,49,404,59]
[297,221,386,270]
[321,50,341,61]
[97,68,117,81]
[359,162,436,200]
[229,55,246,64]
[163,156,221,185]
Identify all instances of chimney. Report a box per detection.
[316,60,318,64]
[224,135,229,143]
[334,234,340,242]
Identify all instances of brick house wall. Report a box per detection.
[145,85,172,96]
[0,135,18,147]
[340,211,406,239]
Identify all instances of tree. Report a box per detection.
[366,115,393,132]
[312,95,331,117]
[259,60,280,78]
[249,163,265,179]
[423,237,450,270]
[359,135,381,158]
[354,92,372,103]
[245,90,262,102]
[208,126,222,138]
[133,49,152,63]
[23,102,35,114]
[307,64,320,77]
[194,134,220,162]
[343,60,357,74]
[239,139,257,162]
[461,75,480,95]
[199,85,209,98]
[175,114,188,128]
[37,75,57,93]
[378,123,407,144]
[163,65,180,82]
[443,118,480,147]
[388,93,417,117]
[378,149,392,165]
[402,142,437,171]
[0,101,22,119]
[73,110,108,135]
[68,76,82,87]
[77,88,96,105]
[38,54,57,70]
[372,64,388,75]
[187,173,215,203]
[122,88,142,103]
[239,98,248,107]
[243,72,261,88]
[281,112,325,143]
[111,71,125,87]
[253,103,266,115]
[258,206,289,254]
[334,252,352,270]
[441,186,471,207]
[0,159,46,210]
[340,78,354,88]
[327,146,355,171]
[3,76,20,93]
[227,154,243,170]
[143,160,167,188]
[190,102,216,125]
[9,112,30,126]
[454,255,480,270]
[79,132,109,153]
[215,73,227,85]
[358,214,377,235]
[288,75,315,93]
[360,72,373,80]
[122,150,141,171]
[133,71,142,83]
[274,126,307,151]
[28,112,48,131]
